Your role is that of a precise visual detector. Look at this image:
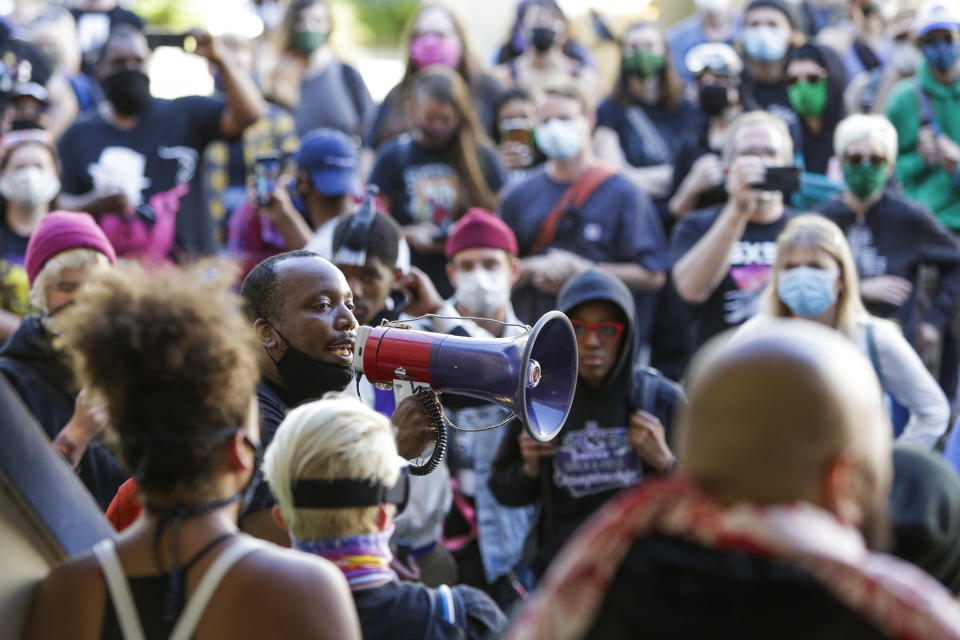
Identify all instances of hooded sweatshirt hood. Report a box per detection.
[557,268,637,393]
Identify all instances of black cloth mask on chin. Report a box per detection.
[265,320,354,405]
[101,68,152,116]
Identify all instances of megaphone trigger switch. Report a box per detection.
[526,359,542,389]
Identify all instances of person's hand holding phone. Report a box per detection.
[725,155,765,217]
[186,29,225,66]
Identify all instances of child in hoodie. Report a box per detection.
[490,269,683,578]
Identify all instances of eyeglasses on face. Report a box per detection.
[845,153,886,166]
[570,320,625,343]
[786,73,827,86]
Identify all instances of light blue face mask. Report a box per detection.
[535,118,584,160]
[778,266,837,318]
[742,25,789,62]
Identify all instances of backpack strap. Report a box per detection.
[527,164,616,255]
[168,538,261,640]
[92,539,147,640]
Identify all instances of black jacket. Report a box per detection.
[586,535,886,639]
[819,190,960,338]
[0,315,126,510]
[489,269,683,576]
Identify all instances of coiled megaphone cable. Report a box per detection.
[408,387,447,476]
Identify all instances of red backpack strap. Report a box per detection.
[527,164,616,256]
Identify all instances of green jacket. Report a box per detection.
[886,61,960,230]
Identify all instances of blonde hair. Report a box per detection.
[763,214,868,337]
[722,110,794,166]
[30,248,111,312]
[833,114,898,167]
[264,395,400,541]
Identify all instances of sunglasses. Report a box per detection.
[845,153,886,166]
[921,33,958,47]
[786,73,827,86]
[571,320,625,344]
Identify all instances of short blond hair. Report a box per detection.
[537,81,594,116]
[833,114,898,167]
[29,248,111,312]
[264,395,400,541]
[722,110,794,166]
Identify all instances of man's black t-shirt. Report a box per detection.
[670,204,795,349]
[244,377,297,516]
[58,96,227,255]
[352,581,506,640]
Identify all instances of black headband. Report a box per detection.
[291,467,410,513]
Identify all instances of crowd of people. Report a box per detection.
[9,0,960,638]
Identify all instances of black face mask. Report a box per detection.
[418,125,457,148]
[9,117,42,131]
[530,27,557,53]
[101,68,152,116]
[267,322,355,405]
[699,84,731,117]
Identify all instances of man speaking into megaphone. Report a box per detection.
[239,250,439,543]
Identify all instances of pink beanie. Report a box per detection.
[25,211,117,286]
[445,208,519,259]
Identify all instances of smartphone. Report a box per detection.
[145,31,196,53]
[754,166,801,193]
[252,152,283,208]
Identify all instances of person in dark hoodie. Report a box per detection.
[890,443,960,594]
[0,210,125,510]
[489,269,683,578]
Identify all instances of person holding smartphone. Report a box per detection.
[672,110,797,351]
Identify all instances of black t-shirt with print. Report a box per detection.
[369,136,505,295]
[671,204,795,349]
[58,96,227,255]
[0,221,29,314]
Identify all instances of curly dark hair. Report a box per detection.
[58,259,259,494]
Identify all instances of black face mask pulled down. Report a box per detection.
[137,429,263,624]
[101,68,152,116]
[530,27,557,53]
[266,322,355,405]
[698,84,731,117]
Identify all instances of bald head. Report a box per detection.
[679,319,892,512]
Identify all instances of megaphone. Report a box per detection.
[353,310,578,446]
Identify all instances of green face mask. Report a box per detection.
[843,161,887,200]
[623,49,666,77]
[787,80,828,117]
[292,29,329,55]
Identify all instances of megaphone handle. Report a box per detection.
[407,387,447,477]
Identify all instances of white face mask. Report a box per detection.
[695,0,730,15]
[535,118,585,160]
[0,166,60,207]
[454,268,511,315]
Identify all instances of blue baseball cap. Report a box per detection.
[295,128,359,197]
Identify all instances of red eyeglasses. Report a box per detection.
[570,320,625,344]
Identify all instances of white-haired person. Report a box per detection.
[737,214,950,448]
[817,114,960,408]
[264,396,508,640]
[0,210,126,508]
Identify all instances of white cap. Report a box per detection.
[915,0,960,37]
[685,42,744,77]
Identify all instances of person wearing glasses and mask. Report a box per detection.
[819,114,960,405]
[490,268,683,580]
